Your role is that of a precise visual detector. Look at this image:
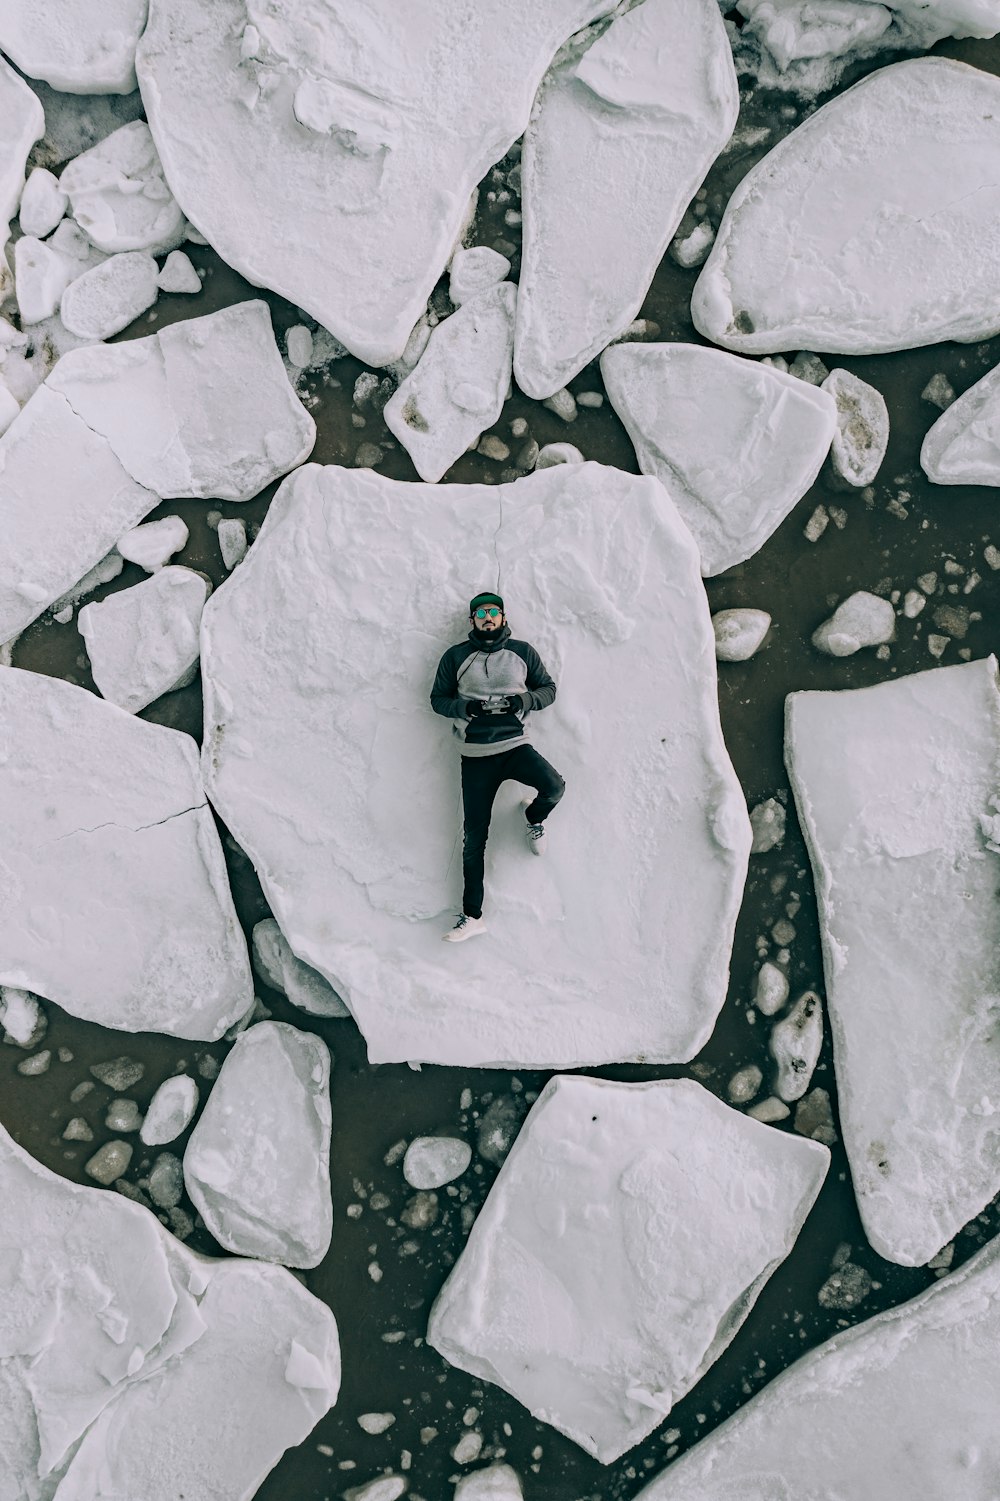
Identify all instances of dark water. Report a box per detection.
[5,30,1000,1501]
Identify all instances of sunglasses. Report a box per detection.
[474,607,502,619]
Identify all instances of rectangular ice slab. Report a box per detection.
[635,1232,1000,1500]
[200,462,751,1068]
[427,1076,828,1462]
[0,667,252,1039]
[786,656,1000,1265]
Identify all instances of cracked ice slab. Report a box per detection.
[635,1231,1000,1501]
[201,461,751,1068]
[601,343,835,576]
[0,300,314,641]
[0,1120,340,1500]
[785,656,1000,1266]
[514,0,737,401]
[183,1021,333,1268]
[921,359,1000,486]
[136,0,618,368]
[0,0,147,94]
[0,667,252,1039]
[427,1076,829,1463]
[692,58,1000,356]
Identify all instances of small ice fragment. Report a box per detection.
[749,798,785,853]
[713,608,771,662]
[17,1049,51,1075]
[727,1065,763,1104]
[903,590,925,618]
[105,1098,143,1133]
[455,1463,524,1499]
[63,1117,94,1141]
[140,1074,199,1145]
[921,372,955,410]
[18,167,67,238]
[286,325,314,368]
[343,1478,406,1501]
[746,1096,790,1123]
[755,961,789,1016]
[669,221,715,269]
[157,250,201,294]
[218,518,247,570]
[822,368,889,488]
[13,236,75,324]
[812,591,894,656]
[804,504,829,541]
[91,1057,144,1090]
[771,991,824,1102]
[0,987,46,1048]
[85,1140,133,1184]
[453,1430,484,1464]
[148,1152,184,1208]
[60,251,160,340]
[403,1136,472,1190]
[788,351,829,386]
[535,442,583,469]
[542,388,577,422]
[794,1087,837,1145]
[358,1411,395,1434]
[251,919,350,1018]
[118,515,189,573]
[449,246,511,307]
[478,434,510,461]
[817,1261,873,1310]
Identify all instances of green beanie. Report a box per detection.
[469,592,504,615]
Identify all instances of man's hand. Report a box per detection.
[464,699,487,718]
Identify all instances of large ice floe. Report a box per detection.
[692,59,1000,356]
[601,343,835,576]
[0,0,148,94]
[921,359,1000,486]
[0,667,252,1039]
[514,0,738,400]
[201,461,751,1067]
[635,1230,1000,1500]
[427,1076,829,1462]
[183,1021,333,1267]
[136,0,625,367]
[0,1120,340,1500]
[0,300,314,643]
[785,656,1000,1266]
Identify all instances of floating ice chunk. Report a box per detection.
[60,121,185,254]
[79,566,208,714]
[921,360,1000,486]
[13,236,77,325]
[822,367,889,488]
[921,370,956,410]
[345,1479,407,1501]
[157,248,201,294]
[403,1136,472,1189]
[0,987,46,1047]
[200,461,751,1068]
[136,0,619,366]
[754,960,789,1016]
[218,517,248,570]
[795,1085,837,1145]
[786,656,1000,1265]
[0,668,252,1038]
[812,591,895,656]
[428,1076,828,1462]
[85,1139,133,1184]
[183,1021,333,1267]
[384,284,516,483]
[251,919,351,1019]
[515,0,738,399]
[0,55,44,231]
[749,797,785,853]
[455,1464,524,1500]
[770,990,823,1101]
[535,442,584,469]
[0,0,147,94]
[117,516,189,573]
[713,608,770,662]
[727,1064,762,1104]
[60,250,160,339]
[669,220,715,269]
[601,343,835,576]
[634,1231,1000,1501]
[141,1074,199,1145]
[357,1411,395,1434]
[285,324,314,369]
[18,167,68,239]
[449,247,511,307]
[694,59,1000,356]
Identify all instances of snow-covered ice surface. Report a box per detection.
[251,918,352,1019]
[0,1120,339,1499]
[514,0,738,400]
[201,461,751,1068]
[0,300,313,640]
[0,667,252,1038]
[0,55,44,231]
[921,359,1000,486]
[634,1229,1000,1500]
[78,565,209,714]
[428,1076,828,1462]
[59,121,185,254]
[601,343,835,576]
[692,59,1000,356]
[136,0,620,367]
[786,657,1000,1265]
[383,283,517,483]
[183,1020,333,1267]
[0,0,147,94]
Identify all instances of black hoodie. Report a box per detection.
[430,625,557,757]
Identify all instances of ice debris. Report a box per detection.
[455,1464,524,1500]
[84,1140,133,1184]
[117,516,189,573]
[770,991,823,1102]
[18,167,67,239]
[749,798,785,853]
[921,359,1000,487]
[713,608,770,661]
[514,0,738,399]
[251,919,351,1019]
[812,591,894,656]
[601,342,835,576]
[141,1075,199,1145]
[158,249,201,294]
[0,667,252,1038]
[0,988,46,1048]
[200,461,751,1068]
[403,1136,472,1190]
[218,517,248,570]
[754,961,789,1017]
[183,1021,333,1267]
[60,121,185,254]
[79,566,209,715]
[822,368,889,488]
[428,1076,828,1462]
[786,656,1000,1265]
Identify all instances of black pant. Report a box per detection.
[460,744,565,918]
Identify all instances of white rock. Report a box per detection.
[60,250,160,340]
[770,990,823,1102]
[693,59,1000,356]
[60,121,185,254]
[285,324,314,368]
[13,236,77,325]
[822,368,889,487]
[921,359,1000,486]
[136,0,619,367]
[0,987,45,1047]
[812,591,895,656]
[218,517,248,570]
[428,1076,828,1462]
[601,343,836,576]
[669,220,716,269]
[633,1232,1000,1501]
[183,1021,333,1267]
[78,566,209,714]
[384,283,516,483]
[455,1464,524,1500]
[0,668,252,1039]
[713,608,771,662]
[0,54,44,231]
[251,918,351,1019]
[200,461,751,1069]
[140,1074,200,1145]
[514,0,738,398]
[786,656,1000,1265]
[117,516,189,574]
[450,247,511,307]
[0,0,147,94]
[157,249,201,294]
[535,442,584,469]
[403,1136,472,1190]
[754,960,789,1017]
[18,167,68,239]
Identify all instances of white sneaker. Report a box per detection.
[525,820,546,855]
[442,914,487,943]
